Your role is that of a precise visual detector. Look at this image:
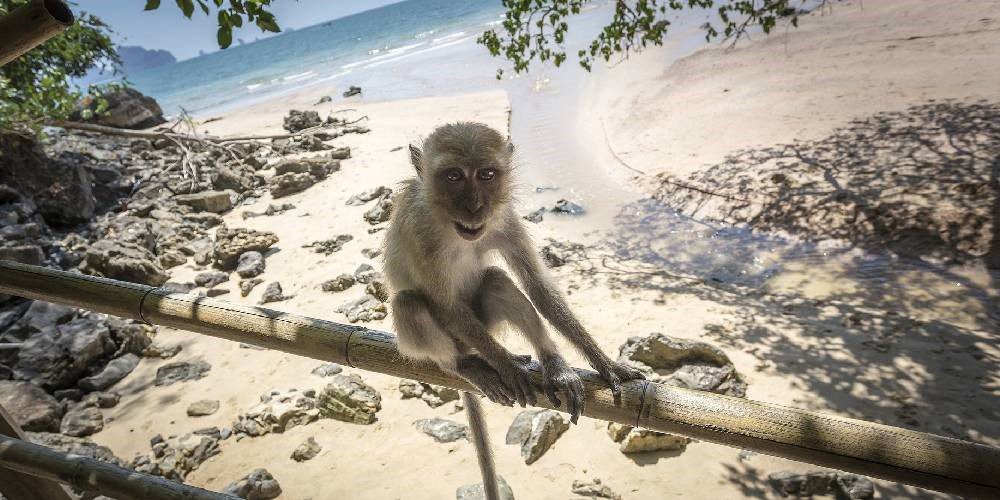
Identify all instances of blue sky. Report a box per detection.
[73,1,402,60]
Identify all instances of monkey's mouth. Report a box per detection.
[454,222,485,240]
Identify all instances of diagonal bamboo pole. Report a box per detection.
[0,0,74,67]
[0,260,998,499]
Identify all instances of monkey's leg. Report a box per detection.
[392,290,515,406]
[477,267,586,422]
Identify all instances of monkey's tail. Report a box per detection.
[462,391,501,500]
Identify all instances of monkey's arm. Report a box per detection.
[503,231,645,397]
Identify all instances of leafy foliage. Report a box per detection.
[143,0,283,49]
[0,0,119,129]
[478,0,809,77]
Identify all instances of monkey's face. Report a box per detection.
[431,158,511,241]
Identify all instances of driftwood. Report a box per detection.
[0,260,997,499]
[48,116,369,144]
[0,0,74,67]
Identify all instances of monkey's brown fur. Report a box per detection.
[384,122,644,500]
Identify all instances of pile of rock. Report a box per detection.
[231,389,321,438]
[398,379,460,408]
[768,471,875,499]
[333,264,388,322]
[130,430,223,482]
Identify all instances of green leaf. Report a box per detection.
[197,0,210,15]
[256,12,280,32]
[176,0,194,18]
[217,26,233,48]
[144,0,161,10]
[217,10,230,27]
[229,12,243,27]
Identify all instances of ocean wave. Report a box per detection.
[414,29,436,39]
[432,31,467,44]
[341,41,428,70]
[362,36,473,70]
[282,70,317,82]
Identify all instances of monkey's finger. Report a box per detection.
[605,372,622,399]
[566,388,580,424]
[522,377,538,407]
[569,379,585,424]
[544,383,561,408]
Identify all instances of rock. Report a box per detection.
[283,109,322,132]
[0,133,96,226]
[365,279,389,302]
[607,423,689,453]
[240,278,264,297]
[523,208,545,224]
[0,380,63,431]
[274,157,339,179]
[456,476,515,500]
[318,374,381,424]
[290,437,322,462]
[235,251,265,278]
[158,250,187,269]
[0,301,30,333]
[142,341,182,359]
[345,186,391,206]
[174,190,236,213]
[259,282,290,304]
[53,388,83,402]
[239,343,267,350]
[321,274,355,292]
[206,287,230,297]
[551,199,585,215]
[571,478,621,499]
[361,247,382,258]
[223,468,282,499]
[414,417,469,443]
[304,235,353,254]
[311,363,343,377]
[353,263,379,284]
[27,431,123,466]
[213,165,256,193]
[335,294,386,323]
[0,244,45,265]
[231,389,320,437]
[618,333,746,397]
[507,409,570,464]
[328,146,351,160]
[316,95,332,104]
[214,227,279,269]
[342,86,362,98]
[194,270,230,288]
[540,244,567,268]
[242,203,295,219]
[83,239,169,286]
[6,301,75,338]
[106,318,154,357]
[363,194,392,224]
[768,471,875,499]
[187,400,220,417]
[82,391,120,409]
[60,403,104,437]
[78,354,139,391]
[72,86,166,129]
[131,432,221,481]
[269,172,317,198]
[155,360,211,386]
[14,317,115,389]
[398,380,460,408]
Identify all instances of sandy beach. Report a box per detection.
[11,1,995,499]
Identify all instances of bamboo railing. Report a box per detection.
[0,260,998,499]
[0,0,74,67]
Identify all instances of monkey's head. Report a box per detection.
[410,122,514,242]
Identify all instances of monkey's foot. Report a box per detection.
[456,356,515,406]
[592,358,645,400]
[540,355,585,423]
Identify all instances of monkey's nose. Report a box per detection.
[466,201,484,214]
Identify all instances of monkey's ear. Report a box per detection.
[409,144,423,174]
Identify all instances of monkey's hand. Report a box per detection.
[495,357,537,408]
[591,357,645,400]
[540,355,585,424]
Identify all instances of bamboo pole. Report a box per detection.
[0,435,235,499]
[0,0,74,67]
[0,260,998,499]
[0,405,77,500]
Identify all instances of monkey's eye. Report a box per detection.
[445,169,463,182]
[477,169,496,181]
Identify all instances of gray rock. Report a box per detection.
[607,423,689,454]
[213,165,256,193]
[0,380,63,431]
[259,282,290,304]
[618,332,746,396]
[142,341,182,359]
[194,270,230,288]
[342,86,361,98]
[523,208,545,224]
[72,86,166,129]
[214,227,279,269]
[14,318,115,389]
[5,301,75,338]
[414,417,469,443]
[571,478,621,499]
[130,432,221,482]
[240,278,264,297]
[174,190,236,213]
[316,95,332,104]
[283,109,321,132]
[321,274,355,292]
[318,374,381,424]
[83,239,169,286]
[345,186,391,206]
[223,468,282,499]
[0,244,45,265]
[53,388,83,402]
[290,437,321,462]
[334,294,386,323]
[363,194,392,224]
[0,133,96,226]
[768,471,875,499]
[330,147,352,160]
[158,250,187,269]
[540,244,567,268]
[361,247,382,258]
[60,403,104,437]
[242,203,295,219]
[269,172,317,198]
[106,318,154,357]
[82,391,120,409]
[398,379,460,408]
[304,235,353,255]
[155,360,211,386]
[311,363,343,377]
[206,288,230,297]
[27,432,122,465]
[78,354,139,391]
[187,400,220,417]
[551,199,585,215]
[505,409,542,446]
[515,409,570,464]
[231,389,320,437]
[274,157,339,179]
[456,476,515,500]
[353,263,380,284]
[236,251,265,278]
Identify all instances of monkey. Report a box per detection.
[383,122,644,500]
